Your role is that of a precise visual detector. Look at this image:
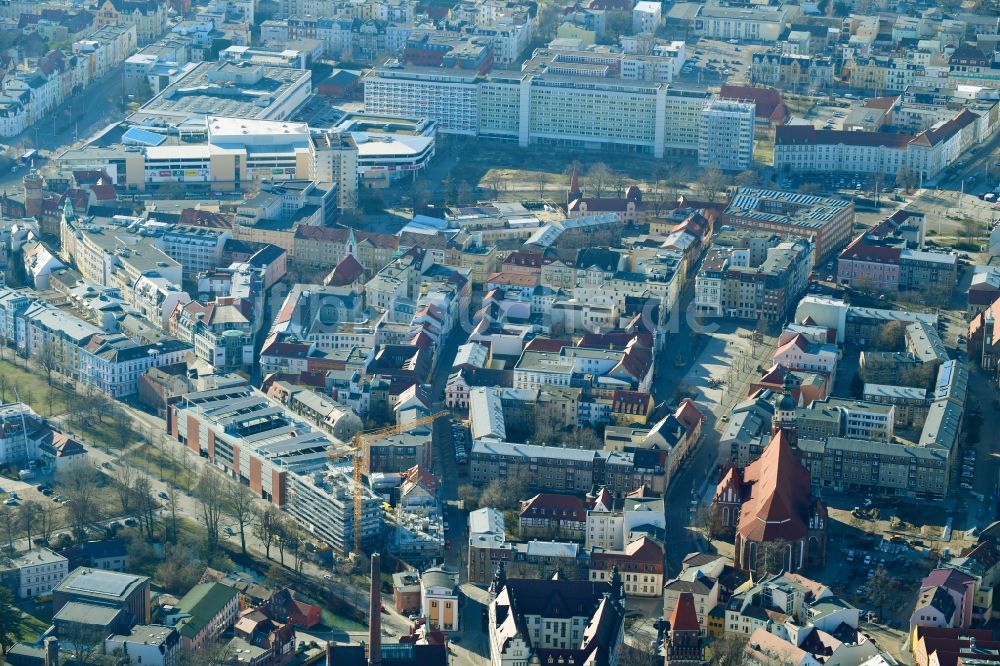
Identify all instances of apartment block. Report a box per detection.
[699,99,755,171]
[722,188,854,262]
[364,51,750,163]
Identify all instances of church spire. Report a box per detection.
[346,227,357,258]
[567,163,581,205]
[771,371,798,446]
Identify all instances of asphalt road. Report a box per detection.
[0,67,128,196]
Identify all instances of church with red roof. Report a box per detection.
[711,375,827,574]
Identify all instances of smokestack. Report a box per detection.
[369,553,382,666]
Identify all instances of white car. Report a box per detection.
[962,482,974,489]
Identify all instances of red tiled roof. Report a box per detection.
[611,390,651,414]
[720,85,789,124]
[502,251,543,269]
[486,272,537,288]
[737,431,815,544]
[864,95,900,110]
[568,198,630,213]
[674,399,704,431]
[520,493,587,520]
[591,537,664,570]
[774,333,809,357]
[839,233,902,264]
[670,592,700,632]
[524,337,571,353]
[325,254,365,286]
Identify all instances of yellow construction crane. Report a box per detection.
[332,410,447,553]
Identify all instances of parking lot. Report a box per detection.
[677,38,756,85]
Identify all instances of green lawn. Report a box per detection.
[0,358,125,449]
[128,444,196,491]
[18,609,50,643]
[0,357,74,417]
[321,609,366,632]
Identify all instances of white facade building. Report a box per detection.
[699,99,755,170]
[5,548,69,599]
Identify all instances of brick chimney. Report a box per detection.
[369,553,382,666]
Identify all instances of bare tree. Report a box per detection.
[274,514,292,566]
[710,633,750,665]
[63,468,102,539]
[867,566,892,620]
[536,0,563,40]
[611,171,629,198]
[37,341,57,386]
[896,165,917,192]
[36,502,58,545]
[456,484,482,511]
[696,167,729,203]
[133,476,157,541]
[194,469,225,555]
[735,170,759,188]
[17,500,41,550]
[254,504,282,560]
[225,482,257,555]
[0,504,17,553]
[112,457,136,517]
[587,163,613,198]
[164,484,181,544]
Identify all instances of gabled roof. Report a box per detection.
[670,591,700,632]
[175,582,239,639]
[720,85,789,124]
[323,254,365,286]
[737,430,815,543]
[520,493,587,521]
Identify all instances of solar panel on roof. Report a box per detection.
[122,127,167,147]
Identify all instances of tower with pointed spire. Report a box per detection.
[771,371,798,447]
[346,227,357,259]
[567,162,581,206]
[664,592,705,665]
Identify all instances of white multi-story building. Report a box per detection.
[512,350,574,389]
[364,52,722,160]
[774,104,991,181]
[4,548,69,599]
[633,1,662,34]
[692,4,792,42]
[286,468,384,553]
[699,99,755,170]
[0,402,45,466]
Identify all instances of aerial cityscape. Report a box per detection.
[0,0,999,665]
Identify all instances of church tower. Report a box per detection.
[23,171,43,219]
[771,372,798,447]
[346,227,357,259]
[567,163,581,206]
[665,592,705,665]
